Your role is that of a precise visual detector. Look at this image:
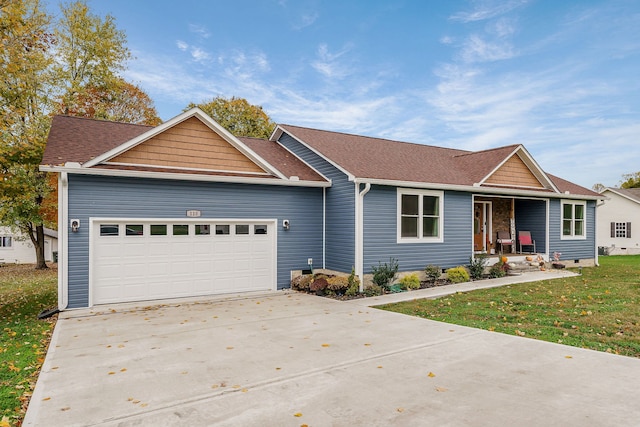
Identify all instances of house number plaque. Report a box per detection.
[186,210,201,218]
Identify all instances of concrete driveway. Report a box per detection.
[25,283,640,426]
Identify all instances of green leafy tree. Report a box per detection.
[186,96,276,138]
[53,0,131,115]
[620,172,640,189]
[0,0,54,269]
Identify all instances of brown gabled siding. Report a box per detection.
[110,117,266,173]
[484,154,544,188]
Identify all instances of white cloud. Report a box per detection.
[176,40,188,51]
[293,12,319,30]
[450,0,529,23]
[190,47,211,63]
[460,34,515,63]
[188,24,211,39]
[311,43,354,79]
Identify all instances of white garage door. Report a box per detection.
[91,219,276,305]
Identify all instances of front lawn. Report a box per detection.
[0,264,57,426]
[379,255,640,358]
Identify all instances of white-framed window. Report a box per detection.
[0,236,12,248]
[561,200,586,239]
[397,189,444,243]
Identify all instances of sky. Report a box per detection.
[46,0,640,189]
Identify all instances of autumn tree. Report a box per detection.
[1,0,160,268]
[620,171,640,189]
[56,78,161,125]
[186,96,276,138]
[0,0,54,269]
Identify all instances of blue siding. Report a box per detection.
[277,134,355,272]
[66,174,323,308]
[515,199,547,252]
[363,186,472,272]
[549,199,596,260]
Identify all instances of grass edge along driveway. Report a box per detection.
[1,264,57,427]
[379,255,640,359]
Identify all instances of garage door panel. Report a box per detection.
[92,220,275,305]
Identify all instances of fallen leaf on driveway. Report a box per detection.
[321,343,330,347]
[293,412,303,417]
[435,386,448,392]
[427,372,436,377]
[565,355,573,359]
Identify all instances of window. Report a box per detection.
[215,225,230,235]
[150,225,167,236]
[561,201,586,239]
[397,189,443,243]
[611,222,631,239]
[236,224,250,235]
[100,225,119,236]
[126,224,144,236]
[195,224,211,235]
[173,224,189,236]
[0,236,12,247]
[254,225,268,235]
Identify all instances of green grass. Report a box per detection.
[0,264,57,427]
[379,255,640,358]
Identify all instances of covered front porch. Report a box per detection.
[473,195,548,261]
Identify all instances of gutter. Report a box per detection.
[355,182,371,292]
[58,172,69,310]
[39,165,331,188]
[353,177,603,201]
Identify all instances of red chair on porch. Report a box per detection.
[518,231,536,254]
[496,231,513,254]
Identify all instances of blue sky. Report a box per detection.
[49,0,639,188]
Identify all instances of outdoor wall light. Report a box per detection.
[70,219,80,232]
[282,219,290,230]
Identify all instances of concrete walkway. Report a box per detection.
[351,268,579,306]
[24,270,640,426]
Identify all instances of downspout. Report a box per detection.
[356,182,371,292]
[58,172,69,310]
[322,187,326,269]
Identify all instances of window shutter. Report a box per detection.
[610,222,615,238]
[627,222,631,239]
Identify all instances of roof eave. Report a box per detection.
[40,164,331,188]
[354,177,603,200]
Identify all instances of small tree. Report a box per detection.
[186,96,276,138]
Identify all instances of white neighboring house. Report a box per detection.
[0,226,58,264]
[597,187,640,255]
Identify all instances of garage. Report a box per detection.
[90,219,276,305]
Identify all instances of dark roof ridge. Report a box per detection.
[453,144,521,158]
[279,123,471,154]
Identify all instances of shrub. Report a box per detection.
[363,284,383,297]
[371,257,399,289]
[345,268,361,296]
[291,274,313,291]
[309,277,329,294]
[327,276,350,293]
[399,273,420,290]
[488,261,510,278]
[488,264,505,278]
[446,266,469,283]
[424,265,442,284]
[468,253,488,280]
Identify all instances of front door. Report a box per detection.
[473,202,492,252]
